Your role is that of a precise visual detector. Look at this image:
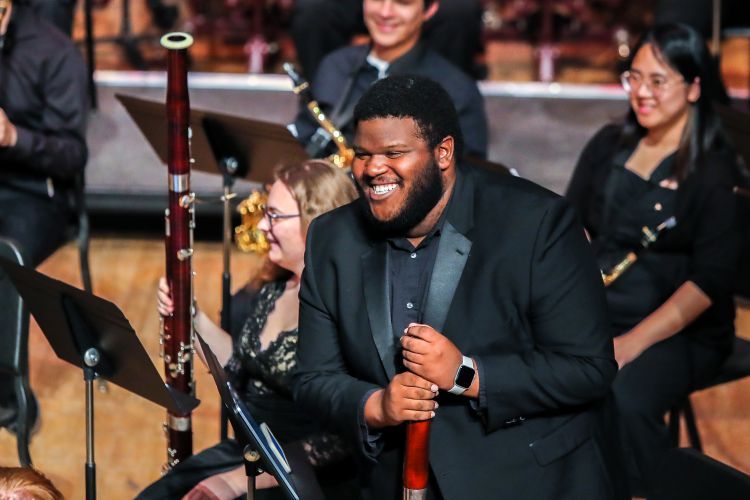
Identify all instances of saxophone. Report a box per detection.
[233,63,354,254]
[160,31,196,470]
[283,62,355,168]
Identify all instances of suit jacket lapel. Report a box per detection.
[362,242,397,379]
[422,165,475,332]
[422,222,472,332]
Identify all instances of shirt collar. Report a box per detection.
[366,53,390,79]
[365,41,427,78]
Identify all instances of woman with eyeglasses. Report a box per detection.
[139,160,358,499]
[566,23,742,496]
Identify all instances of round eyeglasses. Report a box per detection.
[620,70,685,97]
[264,209,300,227]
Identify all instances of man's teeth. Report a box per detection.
[372,184,398,195]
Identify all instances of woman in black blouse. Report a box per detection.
[139,160,358,499]
[566,23,742,496]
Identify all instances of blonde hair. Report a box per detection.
[0,467,64,500]
[274,159,358,233]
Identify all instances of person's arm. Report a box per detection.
[157,277,232,366]
[614,282,710,368]
[0,43,88,179]
[293,219,394,459]
[477,198,617,432]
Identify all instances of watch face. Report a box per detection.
[455,365,475,388]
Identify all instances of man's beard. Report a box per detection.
[356,158,444,237]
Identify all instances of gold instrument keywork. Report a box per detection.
[235,190,270,254]
[601,216,676,287]
[283,62,355,168]
[233,63,354,255]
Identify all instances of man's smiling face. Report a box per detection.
[352,116,444,235]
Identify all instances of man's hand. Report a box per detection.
[0,108,17,148]
[401,323,462,391]
[364,372,438,429]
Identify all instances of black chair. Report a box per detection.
[0,239,33,466]
[648,448,750,500]
[668,331,750,451]
[0,173,93,466]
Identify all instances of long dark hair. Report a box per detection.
[621,23,730,180]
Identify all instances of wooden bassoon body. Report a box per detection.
[160,31,195,470]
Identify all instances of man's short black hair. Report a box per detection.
[353,74,464,158]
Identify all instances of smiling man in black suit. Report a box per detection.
[293,75,627,499]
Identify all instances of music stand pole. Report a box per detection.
[220,164,239,337]
[83,348,99,500]
[243,445,263,500]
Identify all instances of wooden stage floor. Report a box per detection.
[0,236,749,498]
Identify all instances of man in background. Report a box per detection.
[0,0,88,431]
[291,0,488,161]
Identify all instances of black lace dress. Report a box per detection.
[138,281,350,499]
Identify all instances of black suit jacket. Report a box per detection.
[294,165,627,499]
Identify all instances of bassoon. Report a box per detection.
[404,419,431,499]
[160,32,196,470]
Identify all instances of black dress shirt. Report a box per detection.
[0,3,88,196]
[566,124,741,351]
[388,226,442,343]
[292,42,488,159]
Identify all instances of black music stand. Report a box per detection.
[115,93,308,184]
[196,333,324,500]
[118,93,309,439]
[0,258,200,500]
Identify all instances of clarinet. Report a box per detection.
[160,32,196,470]
[601,216,676,287]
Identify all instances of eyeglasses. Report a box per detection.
[264,208,300,227]
[620,70,685,97]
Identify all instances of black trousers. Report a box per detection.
[0,186,70,407]
[612,333,727,496]
[290,0,484,79]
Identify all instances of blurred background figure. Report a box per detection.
[291,0,488,161]
[0,0,88,439]
[290,0,484,80]
[566,22,743,497]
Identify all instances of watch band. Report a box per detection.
[448,355,475,395]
